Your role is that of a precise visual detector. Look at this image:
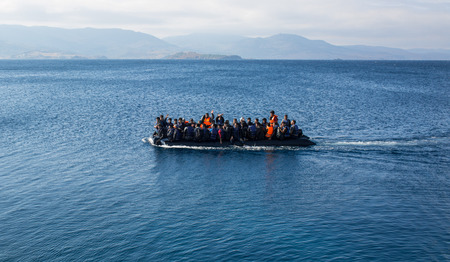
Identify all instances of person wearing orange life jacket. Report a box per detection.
[265,123,275,140]
[269,110,278,124]
[201,110,215,128]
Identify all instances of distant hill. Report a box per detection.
[163,33,247,55]
[164,33,450,60]
[1,25,449,60]
[0,25,177,59]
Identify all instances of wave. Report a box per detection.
[318,135,450,148]
[142,135,449,152]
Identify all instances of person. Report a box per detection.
[154,117,161,129]
[153,124,164,144]
[246,117,253,127]
[173,125,182,141]
[281,114,290,127]
[183,123,195,140]
[210,124,218,142]
[247,121,257,140]
[194,123,202,142]
[272,121,279,138]
[160,114,168,127]
[230,122,241,144]
[290,120,303,138]
[265,123,275,140]
[224,121,233,141]
[201,124,210,141]
[262,118,268,127]
[240,118,248,140]
[232,118,238,128]
[216,113,225,126]
[255,122,265,140]
[166,125,175,142]
[177,117,185,130]
[284,122,290,139]
[276,122,289,140]
[269,110,278,124]
[166,117,173,128]
[254,118,260,126]
[218,125,225,144]
[201,110,214,128]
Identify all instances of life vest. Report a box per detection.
[270,115,278,124]
[203,117,212,127]
[265,126,274,137]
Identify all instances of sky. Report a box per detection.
[1,0,449,49]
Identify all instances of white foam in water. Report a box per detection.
[328,137,444,147]
[142,137,303,151]
[332,141,402,146]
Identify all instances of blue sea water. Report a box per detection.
[0,60,449,261]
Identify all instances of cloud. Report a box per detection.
[0,0,449,48]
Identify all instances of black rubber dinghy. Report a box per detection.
[147,136,315,148]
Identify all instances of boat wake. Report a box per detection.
[142,137,306,151]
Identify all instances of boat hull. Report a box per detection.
[147,136,315,148]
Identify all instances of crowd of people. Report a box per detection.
[153,110,303,144]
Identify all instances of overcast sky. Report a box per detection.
[1,0,449,49]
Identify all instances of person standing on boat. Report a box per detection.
[154,116,162,129]
[201,110,214,128]
[281,115,290,127]
[269,110,278,124]
[166,117,173,128]
[216,113,225,126]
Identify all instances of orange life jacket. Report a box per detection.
[265,126,274,137]
[203,117,212,127]
[270,115,278,124]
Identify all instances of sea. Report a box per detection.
[1,60,449,261]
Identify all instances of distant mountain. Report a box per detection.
[164,33,450,60]
[1,25,449,60]
[0,25,177,59]
[163,33,247,55]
